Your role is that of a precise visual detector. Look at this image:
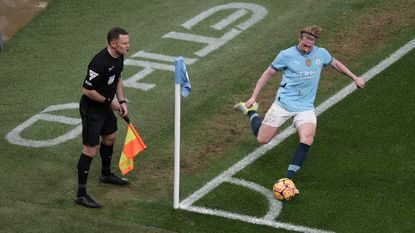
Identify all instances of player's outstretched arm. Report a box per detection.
[330,58,365,88]
[246,66,276,107]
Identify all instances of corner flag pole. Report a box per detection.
[174,82,181,209]
[174,57,191,209]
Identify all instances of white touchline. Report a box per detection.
[179,37,415,232]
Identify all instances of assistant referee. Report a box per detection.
[75,27,130,208]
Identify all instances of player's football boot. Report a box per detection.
[100,173,129,185]
[233,102,259,115]
[74,194,101,208]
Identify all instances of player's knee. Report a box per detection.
[300,136,314,146]
[257,136,271,144]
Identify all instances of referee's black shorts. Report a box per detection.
[80,96,117,147]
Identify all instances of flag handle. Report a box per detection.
[123,115,131,124]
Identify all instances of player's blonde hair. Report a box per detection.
[299,26,321,41]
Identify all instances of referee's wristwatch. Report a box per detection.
[118,100,127,104]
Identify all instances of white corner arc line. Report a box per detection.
[226,177,281,220]
[180,37,415,230]
[185,206,335,233]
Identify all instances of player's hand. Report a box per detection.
[245,98,256,108]
[355,77,365,89]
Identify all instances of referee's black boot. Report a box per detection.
[100,173,129,185]
[74,194,101,208]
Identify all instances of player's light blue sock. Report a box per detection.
[286,143,310,179]
[247,111,261,136]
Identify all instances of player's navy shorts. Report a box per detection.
[80,96,117,147]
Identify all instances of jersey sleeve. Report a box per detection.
[320,48,333,66]
[83,62,102,90]
[270,51,287,71]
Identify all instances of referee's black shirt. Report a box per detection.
[82,48,124,103]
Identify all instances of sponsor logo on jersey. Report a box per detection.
[109,65,115,71]
[294,70,318,79]
[108,75,115,85]
[89,70,99,81]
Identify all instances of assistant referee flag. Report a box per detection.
[119,123,147,175]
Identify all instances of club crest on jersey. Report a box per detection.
[316,58,321,66]
[306,59,312,67]
[315,59,321,65]
[108,75,115,85]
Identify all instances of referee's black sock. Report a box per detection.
[100,142,113,176]
[77,153,93,197]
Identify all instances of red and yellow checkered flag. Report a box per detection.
[119,117,147,175]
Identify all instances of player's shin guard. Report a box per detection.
[77,153,93,197]
[285,143,310,179]
[248,111,261,137]
[100,142,113,176]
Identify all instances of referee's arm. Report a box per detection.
[82,88,110,104]
[116,79,128,117]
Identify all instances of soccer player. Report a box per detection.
[75,27,130,208]
[234,26,365,188]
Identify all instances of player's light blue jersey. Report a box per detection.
[271,45,332,112]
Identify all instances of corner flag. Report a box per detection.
[119,117,147,175]
[175,57,191,97]
[174,56,191,209]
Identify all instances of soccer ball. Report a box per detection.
[273,178,297,201]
